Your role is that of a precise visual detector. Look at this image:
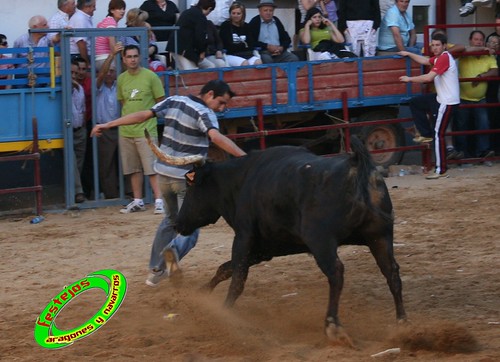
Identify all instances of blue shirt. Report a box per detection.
[259,18,280,46]
[378,4,414,50]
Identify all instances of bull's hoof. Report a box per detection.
[325,323,356,349]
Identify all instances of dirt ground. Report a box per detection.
[1,163,499,362]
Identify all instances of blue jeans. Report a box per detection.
[453,98,491,157]
[378,44,422,55]
[149,175,199,272]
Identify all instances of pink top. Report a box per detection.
[95,16,118,58]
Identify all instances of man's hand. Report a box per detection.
[90,124,108,137]
[397,51,410,57]
[399,75,411,83]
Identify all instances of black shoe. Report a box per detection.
[479,150,494,158]
[447,149,465,160]
[75,193,86,203]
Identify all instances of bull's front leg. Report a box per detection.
[323,257,354,347]
[224,235,251,308]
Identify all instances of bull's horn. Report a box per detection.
[144,129,205,166]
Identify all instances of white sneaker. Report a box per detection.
[471,0,492,6]
[145,270,168,287]
[459,2,475,16]
[426,172,449,180]
[154,199,165,214]
[120,200,146,214]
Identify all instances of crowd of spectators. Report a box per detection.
[0,0,499,195]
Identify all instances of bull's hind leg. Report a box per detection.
[201,260,233,292]
[368,235,407,321]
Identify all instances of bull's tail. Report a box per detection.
[348,136,386,215]
[349,135,376,184]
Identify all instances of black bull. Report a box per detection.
[149,134,407,343]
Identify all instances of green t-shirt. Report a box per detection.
[117,67,165,137]
[300,27,332,50]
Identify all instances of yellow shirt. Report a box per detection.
[458,54,498,102]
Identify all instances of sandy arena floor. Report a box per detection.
[1,163,499,361]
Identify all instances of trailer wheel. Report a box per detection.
[355,110,405,168]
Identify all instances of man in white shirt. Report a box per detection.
[68,0,96,63]
[48,0,76,42]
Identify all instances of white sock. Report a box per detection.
[134,198,144,205]
[155,198,163,204]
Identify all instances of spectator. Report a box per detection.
[219,1,263,66]
[454,30,497,160]
[70,58,87,203]
[69,0,96,64]
[248,0,300,64]
[116,44,166,214]
[12,16,57,87]
[398,32,460,179]
[48,0,76,43]
[90,80,246,287]
[166,0,215,70]
[95,44,123,199]
[207,0,233,27]
[319,0,338,24]
[378,0,420,54]
[300,7,355,60]
[0,34,13,90]
[485,34,499,151]
[95,0,126,70]
[140,0,179,42]
[337,0,380,57]
[200,20,226,68]
[379,0,393,19]
[119,8,158,58]
[297,0,320,33]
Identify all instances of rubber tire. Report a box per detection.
[354,110,405,168]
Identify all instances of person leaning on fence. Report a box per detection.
[248,0,299,64]
[90,80,246,287]
[299,7,356,60]
[70,59,87,203]
[12,15,58,88]
[95,43,123,199]
[454,30,497,160]
[94,0,126,70]
[337,0,380,57]
[398,32,460,180]
[485,34,500,149]
[166,0,215,70]
[219,1,263,66]
[68,0,96,64]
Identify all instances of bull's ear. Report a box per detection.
[185,170,196,186]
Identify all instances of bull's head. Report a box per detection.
[144,129,220,235]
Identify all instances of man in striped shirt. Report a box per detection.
[91,80,246,287]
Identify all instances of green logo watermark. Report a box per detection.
[34,269,127,349]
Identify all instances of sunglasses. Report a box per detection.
[0,40,7,46]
